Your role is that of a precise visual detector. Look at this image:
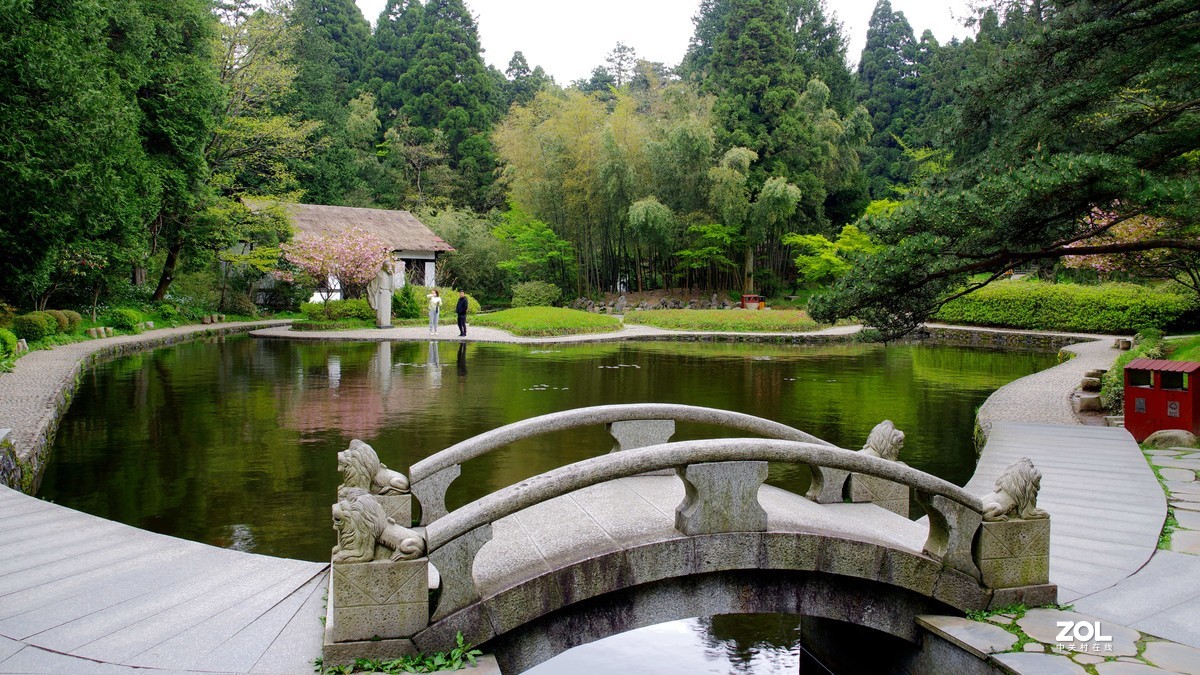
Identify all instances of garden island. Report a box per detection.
[1,0,1199,673]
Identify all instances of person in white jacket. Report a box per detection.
[427,289,442,334]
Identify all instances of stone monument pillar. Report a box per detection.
[374,261,395,328]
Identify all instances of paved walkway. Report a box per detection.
[962,335,1200,673]
[0,483,327,674]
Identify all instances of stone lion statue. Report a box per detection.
[981,457,1050,521]
[860,420,905,461]
[331,489,426,563]
[337,439,410,497]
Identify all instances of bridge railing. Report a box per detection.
[408,403,837,525]
[422,438,985,622]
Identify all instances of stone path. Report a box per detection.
[0,483,327,674]
[973,334,1124,431]
[962,334,1200,673]
[968,423,1165,602]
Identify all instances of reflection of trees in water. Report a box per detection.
[694,614,801,673]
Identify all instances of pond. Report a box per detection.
[42,336,1053,560]
[40,336,1054,673]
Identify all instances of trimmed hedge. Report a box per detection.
[44,309,69,332]
[935,281,1197,334]
[301,299,375,321]
[12,312,59,341]
[511,281,561,308]
[61,310,83,331]
[419,287,479,315]
[0,328,16,356]
[104,308,143,331]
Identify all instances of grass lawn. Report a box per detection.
[470,307,622,337]
[1166,334,1200,361]
[624,309,826,332]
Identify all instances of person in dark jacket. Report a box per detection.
[455,291,469,336]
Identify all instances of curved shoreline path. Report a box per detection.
[247,321,865,344]
[969,333,1170,600]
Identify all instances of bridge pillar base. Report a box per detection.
[974,517,1051,589]
[328,558,430,644]
[988,583,1057,610]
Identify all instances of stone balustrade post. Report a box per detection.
[607,420,675,452]
[806,465,850,504]
[413,464,460,526]
[428,524,493,622]
[609,420,676,476]
[915,491,983,580]
[674,461,769,535]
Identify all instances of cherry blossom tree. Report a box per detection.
[282,227,391,315]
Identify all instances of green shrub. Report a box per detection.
[417,287,479,315]
[0,302,15,329]
[1101,329,1164,412]
[221,293,258,317]
[104,308,143,331]
[511,281,561,308]
[290,319,371,332]
[625,309,824,332]
[301,298,375,321]
[44,310,69,332]
[935,281,1198,334]
[393,285,421,320]
[12,312,60,341]
[0,328,17,356]
[156,303,181,322]
[60,310,83,332]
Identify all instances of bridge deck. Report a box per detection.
[968,422,1165,602]
[473,475,928,598]
[0,484,327,674]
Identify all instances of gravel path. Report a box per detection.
[965,328,1123,432]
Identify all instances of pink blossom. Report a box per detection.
[282,227,391,300]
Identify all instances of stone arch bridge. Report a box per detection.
[327,404,1055,673]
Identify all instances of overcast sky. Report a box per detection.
[354,0,976,84]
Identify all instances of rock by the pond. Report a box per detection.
[1146,429,1199,448]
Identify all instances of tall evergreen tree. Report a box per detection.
[368,0,423,117]
[813,0,1200,337]
[790,0,855,116]
[371,0,499,210]
[284,0,372,205]
[856,0,919,198]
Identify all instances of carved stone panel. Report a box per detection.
[973,517,1051,589]
[330,558,429,643]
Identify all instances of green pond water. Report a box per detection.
[40,335,1054,674]
[42,335,1054,562]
